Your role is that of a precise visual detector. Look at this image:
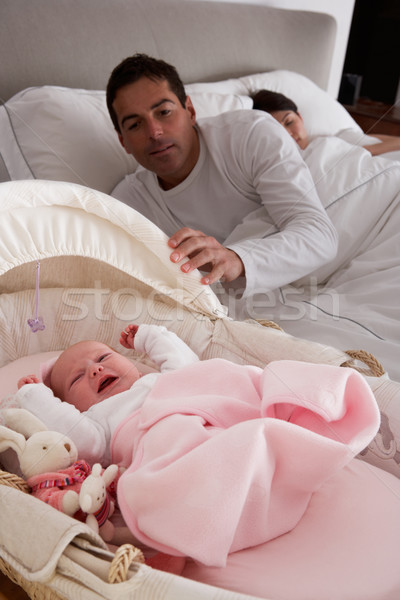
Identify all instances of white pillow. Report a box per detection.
[1,86,251,194]
[187,70,362,138]
[1,73,359,194]
[0,351,61,398]
[188,90,252,119]
[1,86,137,194]
[0,73,360,194]
[0,104,34,182]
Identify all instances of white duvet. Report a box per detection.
[269,136,400,382]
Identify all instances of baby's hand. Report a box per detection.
[17,374,40,389]
[120,324,139,349]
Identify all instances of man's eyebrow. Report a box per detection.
[121,98,176,128]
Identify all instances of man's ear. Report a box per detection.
[185,96,197,124]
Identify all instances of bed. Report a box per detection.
[1,1,400,599]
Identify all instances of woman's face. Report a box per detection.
[270,110,308,150]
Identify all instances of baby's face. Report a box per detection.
[50,340,141,411]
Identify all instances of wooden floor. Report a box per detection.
[0,571,30,600]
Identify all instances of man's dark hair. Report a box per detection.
[106,53,187,132]
[251,89,299,115]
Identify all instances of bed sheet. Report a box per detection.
[300,139,400,382]
[183,459,400,600]
[230,138,400,383]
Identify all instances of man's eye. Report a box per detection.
[128,122,138,130]
[159,109,171,117]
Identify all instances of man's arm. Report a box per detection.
[223,201,337,298]
[168,115,337,295]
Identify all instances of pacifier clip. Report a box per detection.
[27,260,45,332]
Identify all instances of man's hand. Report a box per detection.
[168,228,245,285]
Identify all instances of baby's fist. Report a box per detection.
[120,324,139,349]
[17,374,40,389]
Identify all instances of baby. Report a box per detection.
[18,324,197,411]
[14,323,379,566]
[19,326,140,411]
[16,323,199,464]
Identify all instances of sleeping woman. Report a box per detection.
[251,89,400,157]
[250,88,400,290]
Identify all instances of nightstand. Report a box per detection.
[343,99,400,136]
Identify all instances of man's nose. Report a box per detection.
[147,118,163,140]
[90,365,104,377]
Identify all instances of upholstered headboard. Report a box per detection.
[0,0,336,102]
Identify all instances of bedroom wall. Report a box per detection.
[184,0,355,99]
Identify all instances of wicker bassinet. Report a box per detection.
[0,180,389,600]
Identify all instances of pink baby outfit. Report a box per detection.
[28,459,91,513]
[112,358,380,567]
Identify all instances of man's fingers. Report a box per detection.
[179,248,244,284]
[168,227,204,249]
[201,264,227,285]
[168,230,244,284]
[169,235,218,264]
[180,246,223,273]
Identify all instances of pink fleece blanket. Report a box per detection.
[111,359,379,567]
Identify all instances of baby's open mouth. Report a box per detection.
[98,376,117,393]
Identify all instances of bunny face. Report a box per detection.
[79,463,118,514]
[0,408,78,479]
[21,432,78,478]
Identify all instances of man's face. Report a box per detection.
[113,77,200,190]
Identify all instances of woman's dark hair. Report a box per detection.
[251,89,298,114]
[106,53,187,132]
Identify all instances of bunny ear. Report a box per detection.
[40,356,58,388]
[2,408,48,437]
[0,424,26,456]
[103,464,119,486]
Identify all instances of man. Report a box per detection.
[107,54,337,317]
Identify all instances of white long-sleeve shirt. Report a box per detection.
[16,325,199,466]
[112,110,338,300]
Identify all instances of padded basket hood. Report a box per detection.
[0,180,227,319]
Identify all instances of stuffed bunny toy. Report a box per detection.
[0,408,118,541]
[79,462,118,541]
